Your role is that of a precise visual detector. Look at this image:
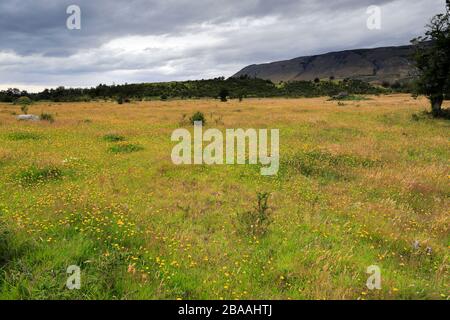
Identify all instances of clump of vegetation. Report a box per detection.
[40,113,55,123]
[17,166,63,186]
[237,192,272,237]
[190,111,206,125]
[109,143,143,154]
[103,134,126,142]
[14,96,33,114]
[8,132,42,141]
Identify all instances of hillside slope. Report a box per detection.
[233,44,419,84]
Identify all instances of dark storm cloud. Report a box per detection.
[0,0,446,90]
[0,0,395,56]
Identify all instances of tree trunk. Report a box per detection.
[430,94,443,116]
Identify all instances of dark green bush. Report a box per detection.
[103,134,126,142]
[219,88,229,102]
[190,112,206,125]
[40,113,55,123]
[109,144,143,154]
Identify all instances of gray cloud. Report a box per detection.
[0,0,446,91]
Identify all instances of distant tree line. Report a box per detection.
[0,76,394,103]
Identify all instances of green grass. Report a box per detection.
[0,96,448,300]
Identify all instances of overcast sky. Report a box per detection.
[0,0,446,92]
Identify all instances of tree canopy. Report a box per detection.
[412,1,450,116]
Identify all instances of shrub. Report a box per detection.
[190,112,206,125]
[117,97,123,104]
[40,113,55,123]
[103,134,126,142]
[237,192,272,237]
[219,88,229,102]
[109,143,143,154]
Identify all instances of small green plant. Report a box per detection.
[103,134,126,142]
[190,112,206,125]
[40,113,55,123]
[109,143,143,154]
[237,192,272,237]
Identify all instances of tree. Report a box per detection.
[412,1,450,116]
[15,96,32,114]
[219,88,229,102]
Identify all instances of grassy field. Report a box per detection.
[0,94,448,300]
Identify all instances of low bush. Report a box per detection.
[190,112,206,125]
[109,144,143,154]
[40,113,55,123]
[103,134,126,142]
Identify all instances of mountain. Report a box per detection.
[232,44,419,84]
